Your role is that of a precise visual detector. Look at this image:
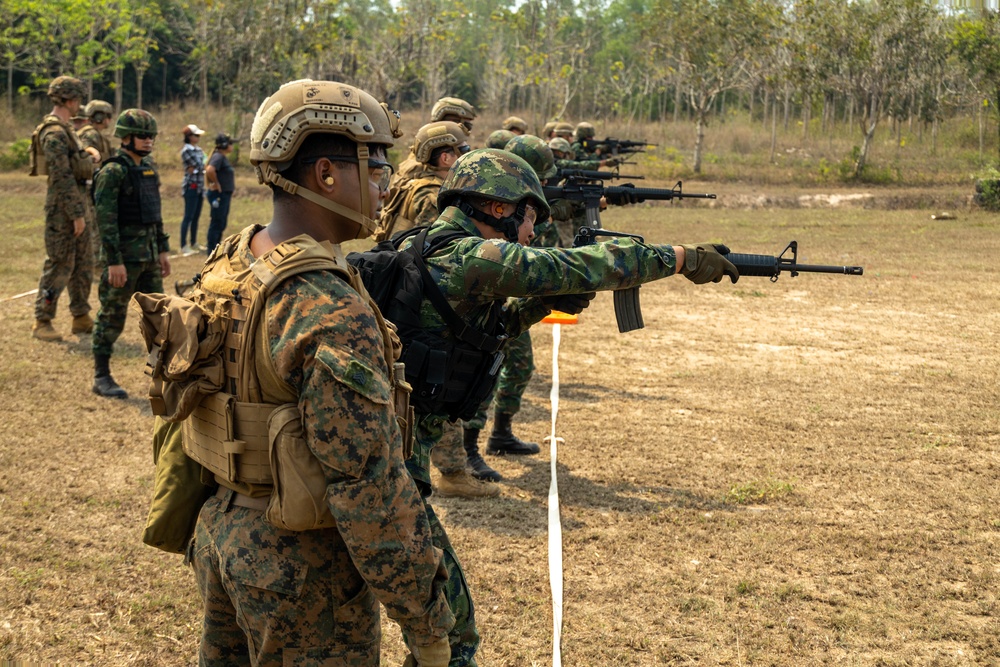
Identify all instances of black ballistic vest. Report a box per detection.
[110,155,161,228]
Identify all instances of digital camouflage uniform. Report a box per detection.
[92,148,170,358]
[192,225,454,666]
[33,115,93,323]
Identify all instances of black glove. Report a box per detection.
[541,292,598,314]
[605,183,643,206]
[679,243,739,284]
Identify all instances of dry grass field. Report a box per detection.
[1,169,998,666]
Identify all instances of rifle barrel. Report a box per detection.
[604,186,717,200]
[727,252,864,277]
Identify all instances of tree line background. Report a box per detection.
[3,0,1000,176]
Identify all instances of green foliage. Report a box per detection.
[973,166,1000,210]
[0,139,31,170]
[723,477,794,505]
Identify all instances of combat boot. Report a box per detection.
[71,313,94,334]
[31,320,62,342]
[93,353,128,399]
[464,427,502,482]
[435,469,501,499]
[486,412,540,456]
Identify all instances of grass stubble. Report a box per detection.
[1,172,998,665]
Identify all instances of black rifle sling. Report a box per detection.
[406,227,506,354]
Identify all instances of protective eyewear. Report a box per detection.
[454,144,471,156]
[305,155,395,192]
[133,133,155,141]
[523,203,539,227]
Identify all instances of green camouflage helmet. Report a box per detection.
[114,109,158,138]
[84,100,114,121]
[504,134,557,181]
[430,96,477,123]
[502,116,528,133]
[438,148,550,221]
[486,129,516,149]
[548,137,572,154]
[575,122,596,140]
[47,76,86,102]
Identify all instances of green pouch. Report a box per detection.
[143,417,214,554]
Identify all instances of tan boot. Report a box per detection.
[32,320,62,342]
[71,313,94,334]
[435,470,501,499]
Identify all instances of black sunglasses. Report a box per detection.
[133,133,155,141]
[455,144,471,155]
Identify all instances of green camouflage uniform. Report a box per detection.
[192,225,454,666]
[555,156,602,172]
[78,124,114,271]
[399,203,680,660]
[570,141,594,161]
[33,115,93,323]
[91,148,169,358]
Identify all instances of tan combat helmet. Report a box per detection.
[84,100,114,123]
[502,116,528,134]
[542,121,558,138]
[412,121,467,165]
[250,78,402,239]
[430,96,476,133]
[553,122,574,139]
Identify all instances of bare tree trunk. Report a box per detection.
[854,96,879,177]
[6,63,13,115]
[783,85,791,131]
[136,68,145,109]
[673,82,681,123]
[770,95,778,164]
[848,95,854,129]
[802,92,810,140]
[979,97,985,163]
[693,107,706,174]
[200,13,208,106]
[748,87,754,123]
[114,62,123,111]
[762,89,769,130]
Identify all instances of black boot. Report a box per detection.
[93,354,128,399]
[464,428,502,482]
[486,412,540,456]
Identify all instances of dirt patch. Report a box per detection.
[1,198,998,665]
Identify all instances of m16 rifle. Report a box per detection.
[571,230,864,334]
[555,168,645,182]
[581,137,657,156]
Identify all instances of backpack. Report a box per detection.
[347,227,509,421]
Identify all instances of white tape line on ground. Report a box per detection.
[547,323,564,667]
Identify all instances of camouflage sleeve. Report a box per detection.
[153,166,170,254]
[556,157,602,171]
[266,274,454,645]
[548,198,576,223]
[93,163,126,265]
[457,236,677,300]
[43,129,87,221]
[410,186,441,228]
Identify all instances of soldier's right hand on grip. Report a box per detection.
[680,243,739,284]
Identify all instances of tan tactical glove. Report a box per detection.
[404,636,451,667]
[679,243,739,284]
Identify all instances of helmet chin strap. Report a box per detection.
[457,200,525,242]
[125,138,151,157]
[261,151,379,240]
